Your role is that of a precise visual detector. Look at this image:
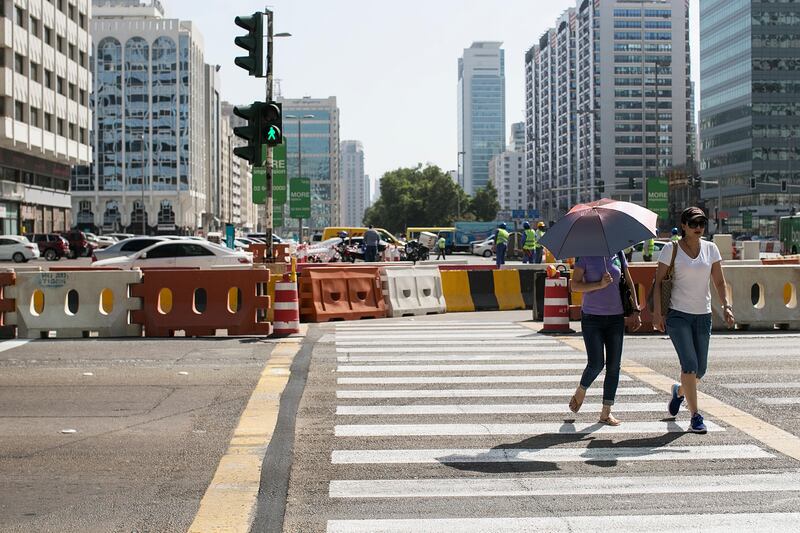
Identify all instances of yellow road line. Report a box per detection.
[560,336,800,462]
[188,339,303,533]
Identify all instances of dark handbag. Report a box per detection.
[617,251,635,317]
[647,242,679,315]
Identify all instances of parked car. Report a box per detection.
[92,240,252,269]
[631,240,668,263]
[94,234,118,248]
[0,235,40,262]
[472,237,494,257]
[92,236,168,262]
[106,233,135,241]
[26,233,70,261]
[60,230,96,258]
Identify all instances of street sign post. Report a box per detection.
[252,166,266,204]
[273,142,287,205]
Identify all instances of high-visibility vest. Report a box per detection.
[496,228,509,245]
[671,235,680,243]
[645,238,655,256]
[437,237,446,249]
[534,229,545,247]
[523,229,537,250]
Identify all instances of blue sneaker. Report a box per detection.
[668,383,684,417]
[690,413,707,434]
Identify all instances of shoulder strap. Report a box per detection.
[666,241,678,275]
[616,250,627,273]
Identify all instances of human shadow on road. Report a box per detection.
[439,419,687,473]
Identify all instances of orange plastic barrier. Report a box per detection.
[273,243,290,263]
[130,269,271,337]
[0,272,15,338]
[762,256,800,265]
[248,243,268,264]
[626,264,657,333]
[247,243,290,264]
[299,266,386,322]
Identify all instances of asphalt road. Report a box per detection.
[273,312,800,532]
[0,336,276,533]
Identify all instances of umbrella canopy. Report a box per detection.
[538,199,658,259]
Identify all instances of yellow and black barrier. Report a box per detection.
[441,269,537,312]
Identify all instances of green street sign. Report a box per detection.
[274,203,284,228]
[273,143,287,205]
[252,166,266,204]
[646,177,669,220]
[743,210,752,229]
[289,177,311,219]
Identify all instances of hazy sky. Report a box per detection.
[164,0,700,189]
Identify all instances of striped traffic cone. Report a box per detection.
[541,274,574,334]
[272,273,300,337]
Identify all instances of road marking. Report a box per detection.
[188,339,302,533]
[337,363,587,372]
[336,402,667,416]
[760,397,800,405]
[725,382,800,390]
[335,332,534,340]
[559,336,800,462]
[337,375,633,385]
[334,321,520,328]
[337,387,654,399]
[338,345,566,353]
[330,444,772,464]
[329,471,800,498]
[334,420,721,437]
[326,513,800,533]
[0,339,31,353]
[336,352,582,362]
[336,339,562,347]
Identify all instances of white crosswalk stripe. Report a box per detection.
[311,322,788,532]
[337,374,633,385]
[337,387,655,399]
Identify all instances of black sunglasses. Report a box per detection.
[687,220,706,229]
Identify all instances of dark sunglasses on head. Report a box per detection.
[687,219,706,229]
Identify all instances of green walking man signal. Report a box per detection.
[232,101,283,166]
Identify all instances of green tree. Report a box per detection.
[469,181,500,221]
[363,164,466,233]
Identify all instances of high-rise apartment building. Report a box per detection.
[340,140,368,227]
[71,0,208,235]
[458,41,506,195]
[700,0,800,235]
[0,0,93,234]
[279,96,340,233]
[221,102,254,231]
[509,122,525,152]
[489,150,525,212]
[525,0,691,224]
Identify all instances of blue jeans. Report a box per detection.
[364,245,378,262]
[495,243,507,266]
[666,309,712,379]
[580,313,625,405]
[522,249,534,263]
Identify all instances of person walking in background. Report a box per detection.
[671,227,680,243]
[653,207,735,434]
[643,238,655,262]
[494,222,509,267]
[363,225,380,263]
[436,233,447,260]
[521,221,536,264]
[569,252,641,426]
[624,245,634,263]
[534,222,546,264]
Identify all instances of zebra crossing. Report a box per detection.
[287,320,800,532]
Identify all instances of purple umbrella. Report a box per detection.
[538,199,658,259]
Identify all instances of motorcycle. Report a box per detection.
[404,240,429,263]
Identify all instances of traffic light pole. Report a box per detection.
[264,7,274,263]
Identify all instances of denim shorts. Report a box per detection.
[665,309,712,378]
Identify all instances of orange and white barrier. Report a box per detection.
[272,274,300,336]
[542,274,572,333]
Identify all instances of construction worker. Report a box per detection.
[534,222,546,264]
[436,233,447,260]
[521,221,537,264]
[494,222,509,267]
[643,237,655,262]
[624,245,634,263]
[671,227,680,243]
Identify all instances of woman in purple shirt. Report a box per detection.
[568,254,641,425]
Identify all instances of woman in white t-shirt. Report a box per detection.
[653,207,736,434]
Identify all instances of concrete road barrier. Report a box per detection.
[381,266,446,317]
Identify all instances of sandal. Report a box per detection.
[598,414,621,426]
[569,394,583,413]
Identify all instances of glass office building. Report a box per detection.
[279,97,340,233]
[458,42,506,195]
[700,0,800,235]
[71,0,209,234]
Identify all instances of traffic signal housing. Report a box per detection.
[262,102,282,146]
[233,102,265,166]
[782,179,788,193]
[234,13,264,77]
[750,177,757,189]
